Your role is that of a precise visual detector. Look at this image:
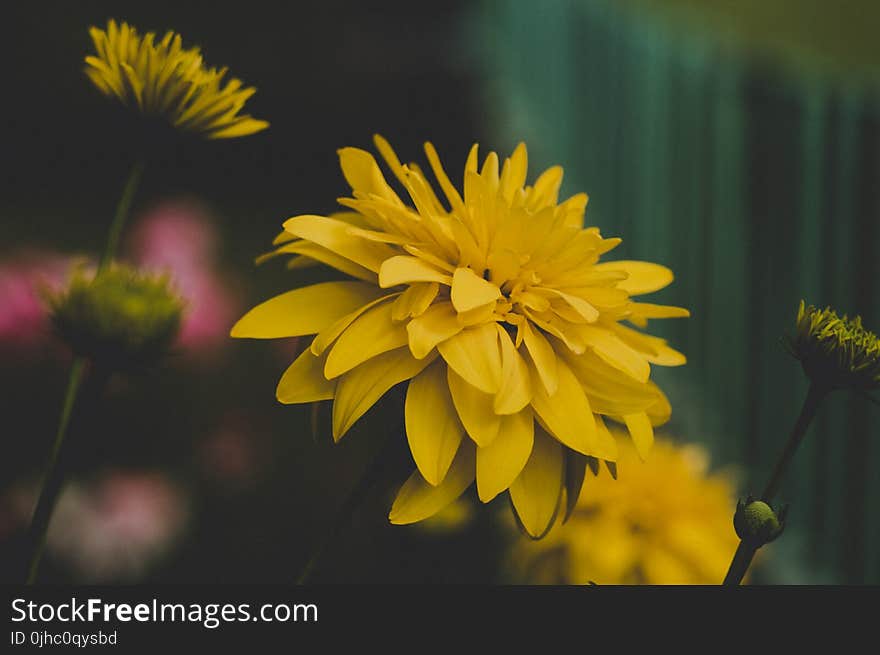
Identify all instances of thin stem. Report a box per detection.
[722,542,758,586]
[296,435,397,584]
[723,381,829,586]
[99,160,145,271]
[25,358,87,583]
[761,382,828,502]
[26,159,143,583]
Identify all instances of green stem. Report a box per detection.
[27,158,144,582]
[25,359,94,583]
[722,541,758,586]
[296,435,397,584]
[99,160,145,271]
[723,381,829,586]
[760,382,828,502]
[26,159,144,583]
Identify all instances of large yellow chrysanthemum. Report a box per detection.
[509,437,740,584]
[232,137,688,537]
[84,20,269,139]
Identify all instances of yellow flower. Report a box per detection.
[787,300,880,391]
[416,498,475,535]
[232,136,688,537]
[509,437,740,584]
[84,20,269,139]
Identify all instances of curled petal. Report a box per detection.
[389,441,476,525]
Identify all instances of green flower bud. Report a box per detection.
[785,300,880,391]
[733,497,786,547]
[49,265,184,371]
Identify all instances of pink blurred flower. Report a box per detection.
[10,472,189,582]
[128,200,240,354]
[0,252,76,347]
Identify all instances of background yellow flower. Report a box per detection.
[508,436,741,584]
[84,19,268,139]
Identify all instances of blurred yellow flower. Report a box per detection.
[416,498,475,535]
[84,19,269,139]
[509,437,740,584]
[232,137,687,537]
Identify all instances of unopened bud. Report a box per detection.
[49,264,183,371]
[733,497,786,547]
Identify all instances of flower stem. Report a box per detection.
[25,361,109,583]
[723,381,829,585]
[26,159,144,583]
[760,382,828,502]
[99,160,145,271]
[296,434,398,584]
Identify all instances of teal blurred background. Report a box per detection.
[476,0,880,583]
[1,0,879,583]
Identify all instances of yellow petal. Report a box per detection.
[494,325,532,414]
[526,310,586,354]
[405,362,464,486]
[476,409,534,502]
[577,325,651,383]
[531,358,614,459]
[628,302,690,319]
[437,323,502,394]
[450,219,484,271]
[332,347,435,440]
[447,368,502,447]
[207,118,270,139]
[521,321,558,395]
[464,143,479,176]
[392,282,439,320]
[487,249,521,287]
[337,147,400,202]
[624,412,654,460]
[389,440,475,525]
[541,288,599,323]
[423,141,466,215]
[230,281,382,339]
[594,414,620,460]
[311,293,396,356]
[611,323,687,367]
[450,267,502,313]
[372,134,409,187]
[509,426,563,538]
[379,256,453,288]
[592,260,674,296]
[526,166,563,210]
[345,225,410,245]
[455,300,497,328]
[406,301,463,359]
[561,348,658,415]
[283,215,396,272]
[499,142,528,204]
[324,300,408,379]
[261,240,377,282]
[646,386,672,426]
[273,230,296,245]
[558,192,589,228]
[276,346,335,404]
